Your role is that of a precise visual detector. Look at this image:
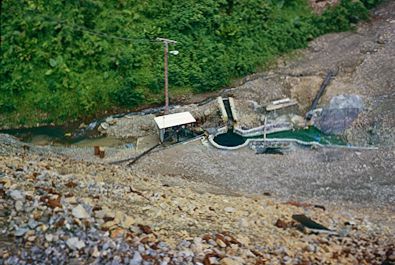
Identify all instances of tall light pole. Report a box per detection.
[156,37,177,114]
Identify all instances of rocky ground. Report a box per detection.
[1,134,394,265]
[133,141,395,210]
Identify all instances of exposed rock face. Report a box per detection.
[316,95,364,134]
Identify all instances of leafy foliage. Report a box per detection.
[0,0,380,126]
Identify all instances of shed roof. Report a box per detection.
[154,111,196,129]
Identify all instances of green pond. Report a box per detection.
[213,127,347,147]
[266,127,346,145]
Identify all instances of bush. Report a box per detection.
[110,83,144,108]
[313,0,369,34]
[0,0,382,127]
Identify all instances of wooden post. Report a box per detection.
[94,146,100,156]
[164,41,169,114]
[99,147,105,159]
[156,38,177,115]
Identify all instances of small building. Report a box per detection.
[154,111,196,142]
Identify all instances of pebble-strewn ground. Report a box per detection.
[1,134,394,264]
[134,141,395,210]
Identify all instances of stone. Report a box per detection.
[27,236,36,242]
[220,257,242,265]
[1,178,11,188]
[100,122,109,130]
[129,251,143,265]
[224,207,235,213]
[66,237,86,250]
[15,201,23,212]
[239,218,249,228]
[45,234,53,242]
[106,117,117,125]
[10,190,25,201]
[236,235,250,246]
[290,115,305,128]
[94,208,115,219]
[65,196,77,205]
[114,210,125,223]
[376,34,386,44]
[92,247,100,258]
[101,221,117,231]
[121,215,134,228]
[216,239,227,248]
[28,219,39,229]
[110,227,125,238]
[72,204,90,219]
[14,228,29,237]
[209,257,219,264]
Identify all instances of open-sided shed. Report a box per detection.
[154,112,196,142]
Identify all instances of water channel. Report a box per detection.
[213,127,347,147]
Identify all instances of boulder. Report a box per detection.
[105,117,117,125]
[220,257,242,265]
[9,190,25,202]
[316,95,363,135]
[99,122,109,131]
[66,237,86,250]
[71,204,90,219]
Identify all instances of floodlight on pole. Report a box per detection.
[156,37,177,114]
[169,50,179,55]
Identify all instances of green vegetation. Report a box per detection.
[0,0,382,127]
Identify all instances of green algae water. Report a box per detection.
[266,127,346,145]
[213,127,347,147]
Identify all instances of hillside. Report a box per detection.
[0,134,394,264]
[0,0,382,128]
